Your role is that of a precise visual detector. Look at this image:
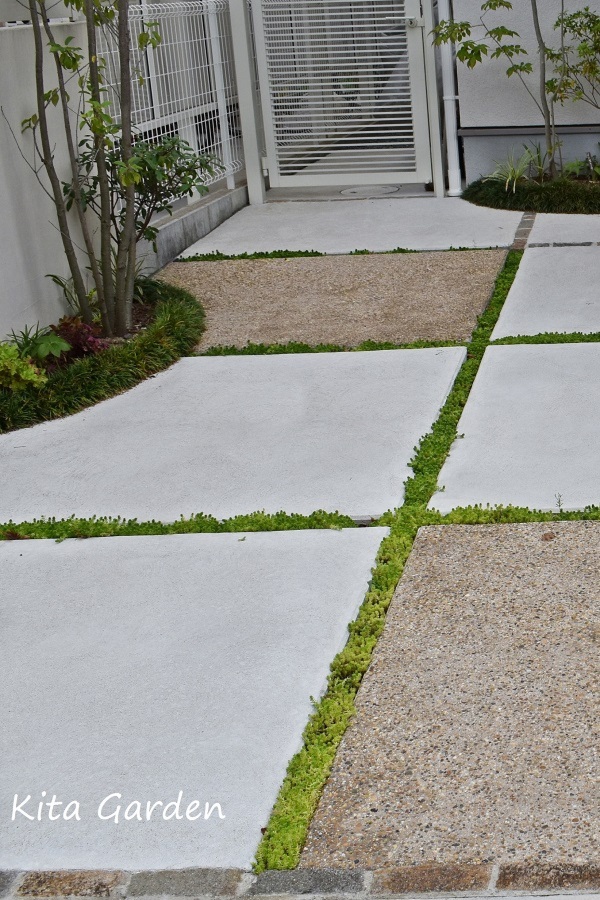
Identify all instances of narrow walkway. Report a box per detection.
[430,214,600,513]
[181,198,522,255]
[2,203,600,884]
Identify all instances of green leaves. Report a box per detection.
[48,35,83,71]
[433,7,528,75]
[0,345,48,392]
[550,7,600,110]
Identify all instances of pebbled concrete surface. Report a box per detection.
[0,528,386,870]
[301,522,600,870]
[429,343,600,513]
[491,246,600,339]
[528,213,600,246]
[180,199,522,256]
[163,251,505,350]
[0,349,465,523]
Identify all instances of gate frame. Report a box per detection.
[230,0,445,202]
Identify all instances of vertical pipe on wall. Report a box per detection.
[229,0,266,204]
[437,0,462,196]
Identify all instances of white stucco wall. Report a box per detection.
[0,22,89,337]
[453,0,600,128]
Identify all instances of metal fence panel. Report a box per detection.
[99,0,243,189]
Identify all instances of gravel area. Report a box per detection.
[161,251,505,349]
[301,522,600,869]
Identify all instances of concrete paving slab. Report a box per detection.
[301,522,600,870]
[528,212,600,246]
[180,199,521,256]
[0,349,466,523]
[429,344,600,513]
[491,245,600,339]
[0,528,387,870]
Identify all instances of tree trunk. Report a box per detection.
[39,6,100,325]
[530,0,557,178]
[84,0,116,334]
[28,0,91,317]
[113,0,137,336]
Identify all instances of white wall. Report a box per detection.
[0,22,89,337]
[452,1,600,181]
[453,0,600,127]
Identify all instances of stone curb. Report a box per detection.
[3,866,600,900]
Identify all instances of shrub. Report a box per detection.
[50,316,109,366]
[0,344,47,392]
[0,282,205,433]
[463,176,600,214]
[9,323,71,365]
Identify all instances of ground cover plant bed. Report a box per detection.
[464,177,600,214]
[493,331,600,344]
[0,283,204,433]
[200,339,463,356]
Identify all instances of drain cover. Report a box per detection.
[340,185,400,198]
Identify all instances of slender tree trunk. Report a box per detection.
[113,0,136,336]
[39,5,101,325]
[530,0,556,178]
[28,0,91,316]
[84,0,116,334]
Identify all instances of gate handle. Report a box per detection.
[385,16,422,27]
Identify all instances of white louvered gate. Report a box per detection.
[251,0,432,187]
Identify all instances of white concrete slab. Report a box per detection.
[491,245,600,339]
[528,212,600,246]
[0,527,387,869]
[180,199,521,255]
[429,344,600,513]
[0,349,466,523]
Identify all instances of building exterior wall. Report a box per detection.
[453,0,600,182]
[0,22,90,337]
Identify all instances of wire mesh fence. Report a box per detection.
[99,0,243,190]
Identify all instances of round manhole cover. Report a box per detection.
[340,185,400,198]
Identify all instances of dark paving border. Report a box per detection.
[4,865,600,898]
[511,212,536,250]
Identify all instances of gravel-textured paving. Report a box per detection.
[0,528,386,870]
[180,199,521,256]
[301,522,600,869]
[163,251,505,349]
[491,246,600,339]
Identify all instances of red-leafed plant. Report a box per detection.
[49,316,109,368]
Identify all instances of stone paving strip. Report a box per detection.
[429,343,600,513]
[162,251,505,350]
[491,246,600,340]
[527,213,600,247]
[180,199,522,256]
[300,523,600,874]
[0,349,465,523]
[0,529,386,869]
[3,868,600,900]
